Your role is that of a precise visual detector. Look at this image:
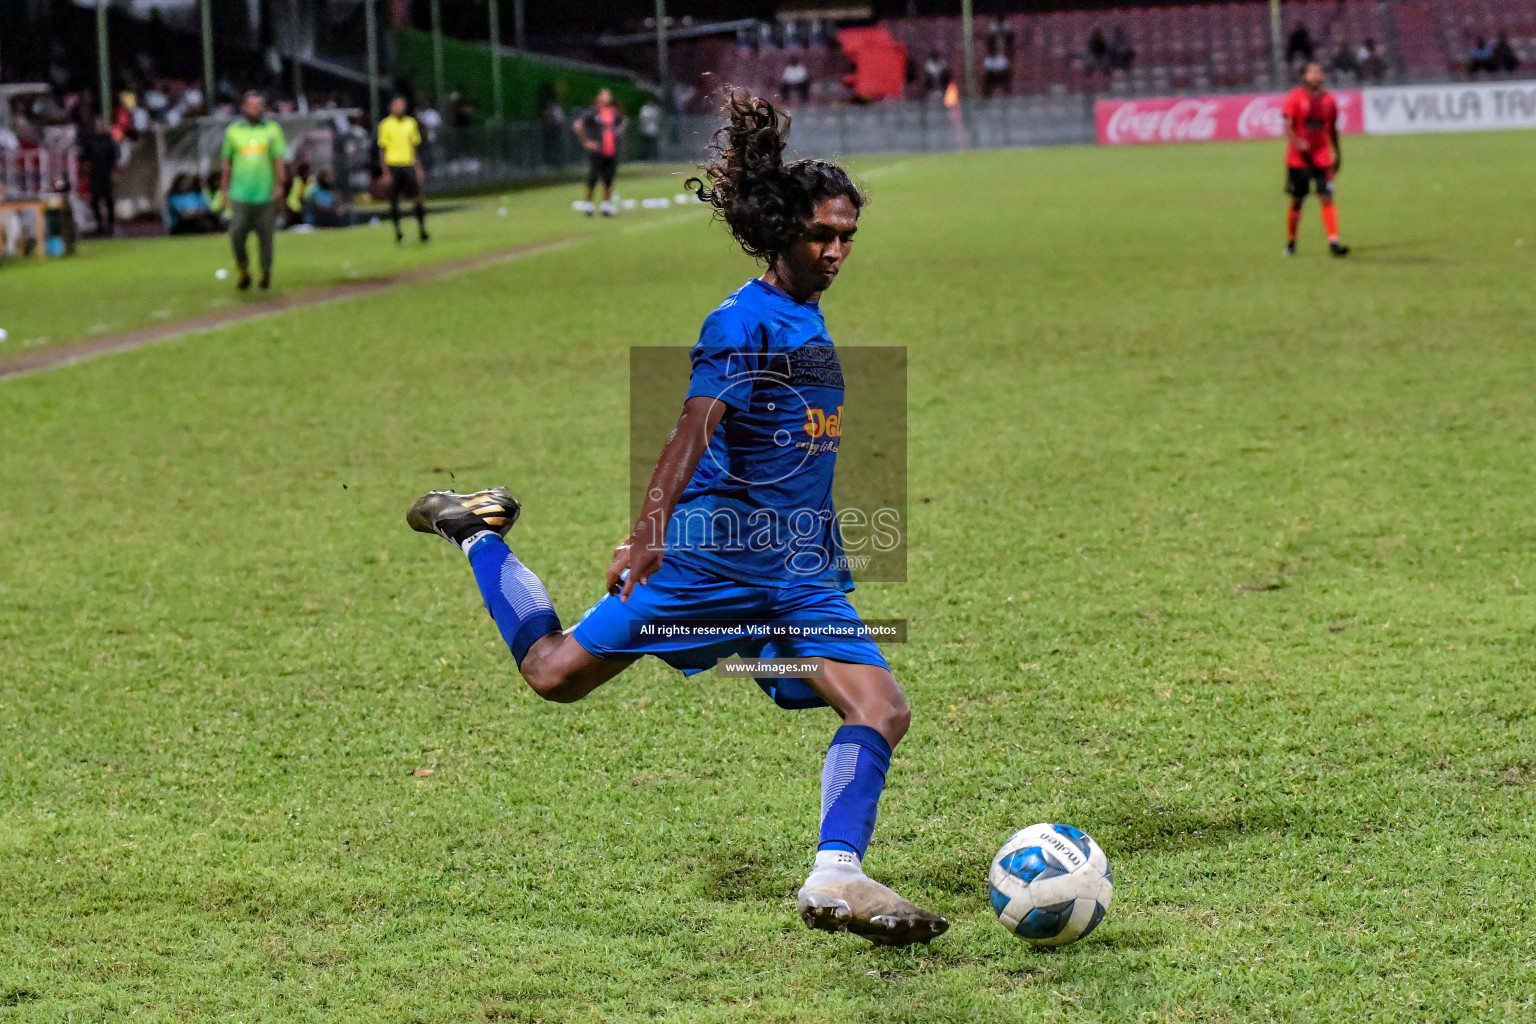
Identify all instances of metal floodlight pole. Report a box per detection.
[487,0,504,121]
[959,0,975,99]
[513,0,526,50]
[430,0,446,103]
[1269,0,1285,88]
[364,0,380,126]
[289,0,304,104]
[199,0,214,108]
[97,0,111,120]
[655,0,670,106]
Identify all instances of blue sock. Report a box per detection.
[818,724,892,859]
[466,534,561,666]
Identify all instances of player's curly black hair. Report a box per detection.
[686,90,864,264]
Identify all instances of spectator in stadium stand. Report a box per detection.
[780,57,812,103]
[1491,33,1521,75]
[204,170,227,224]
[1356,38,1386,82]
[1286,23,1315,67]
[924,51,952,96]
[304,170,348,228]
[143,85,168,124]
[165,173,221,235]
[982,42,1011,97]
[541,99,566,165]
[1469,37,1495,77]
[80,118,118,238]
[1087,27,1109,73]
[573,89,627,217]
[284,161,312,228]
[638,100,662,161]
[1329,39,1358,81]
[987,17,1015,54]
[1109,26,1135,72]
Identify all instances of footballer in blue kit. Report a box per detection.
[406,92,946,945]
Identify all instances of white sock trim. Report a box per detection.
[460,529,495,555]
[810,848,864,878]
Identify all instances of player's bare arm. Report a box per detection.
[573,120,597,152]
[608,395,728,600]
[1331,123,1342,172]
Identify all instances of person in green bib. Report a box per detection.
[219,91,288,290]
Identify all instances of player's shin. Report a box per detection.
[465,534,562,666]
[1321,201,1340,243]
[1286,204,1301,242]
[816,724,892,867]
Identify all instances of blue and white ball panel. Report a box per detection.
[988,823,1113,946]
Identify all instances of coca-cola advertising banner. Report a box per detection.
[1096,91,1364,146]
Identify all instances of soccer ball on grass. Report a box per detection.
[988,823,1112,946]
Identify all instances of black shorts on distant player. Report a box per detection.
[587,154,618,191]
[1285,164,1333,200]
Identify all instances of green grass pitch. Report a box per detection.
[3,131,1536,1022]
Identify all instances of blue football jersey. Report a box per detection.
[665,278,852,590]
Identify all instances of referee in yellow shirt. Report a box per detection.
[378,96,429,243]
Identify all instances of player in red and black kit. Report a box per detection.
[1283,61,1348,258]
[574,89,627,217]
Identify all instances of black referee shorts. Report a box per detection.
[387,165,421,201]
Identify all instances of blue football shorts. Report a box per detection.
[569,557,889,710]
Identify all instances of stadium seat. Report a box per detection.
[669,1,1486,102]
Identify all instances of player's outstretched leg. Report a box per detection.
[406,488,563,662]
[796,663,949,946]
[406,488,629,703]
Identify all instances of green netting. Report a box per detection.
[394,27,657,122]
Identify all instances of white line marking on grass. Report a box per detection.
[0,236,590,382]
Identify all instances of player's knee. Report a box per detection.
[867,688,911,745]
[885,698,912,745]
[525,670,582,703]
[519,655,583,703]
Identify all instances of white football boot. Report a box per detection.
[796,849,949,946]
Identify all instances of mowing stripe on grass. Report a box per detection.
[0,234,590,381]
